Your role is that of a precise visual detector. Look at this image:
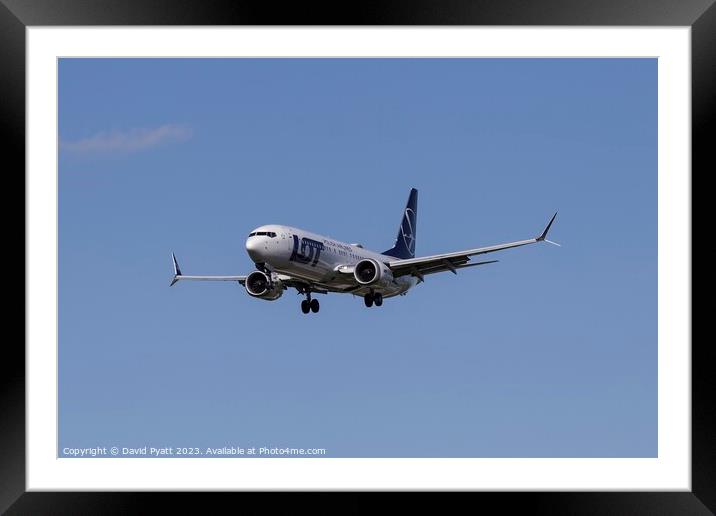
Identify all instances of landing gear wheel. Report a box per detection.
[310,299,320,313]
[374,293,383,307]
[364,294,374,308]
[301,299,310,314]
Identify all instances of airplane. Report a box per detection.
[170,188,559,314]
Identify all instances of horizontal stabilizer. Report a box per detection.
[459,259,499,269]
[414,259,499,280]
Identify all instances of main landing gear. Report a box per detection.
[300,292,320,314]
[364,291,383,308]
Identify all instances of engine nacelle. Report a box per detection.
[354,258,393,286]
[245,271,284,301]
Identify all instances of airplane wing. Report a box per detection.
[169,253,329,293]
[169,253,247,286]
[386,212,558,282]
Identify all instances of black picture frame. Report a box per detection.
[4,1,711,513]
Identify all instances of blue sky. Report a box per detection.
[58,58,657,457]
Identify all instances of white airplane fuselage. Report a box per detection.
[245,224,417,298]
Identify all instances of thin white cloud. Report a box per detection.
[61,124,193,154]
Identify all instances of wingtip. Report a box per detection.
[172,252,182,276]
[537,211,558,241]
[170,252,182,285]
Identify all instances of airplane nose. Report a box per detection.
[245,237,265,263]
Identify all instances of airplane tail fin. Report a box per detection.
[383,188,418,259]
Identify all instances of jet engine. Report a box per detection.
[354,259,393,286]
[245,271,284,301]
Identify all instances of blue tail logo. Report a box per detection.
[401,207,416,255]
[383,188,418,260]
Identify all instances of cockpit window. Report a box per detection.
[248,231,277,238]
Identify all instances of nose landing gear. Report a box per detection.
[300,291,320,314]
